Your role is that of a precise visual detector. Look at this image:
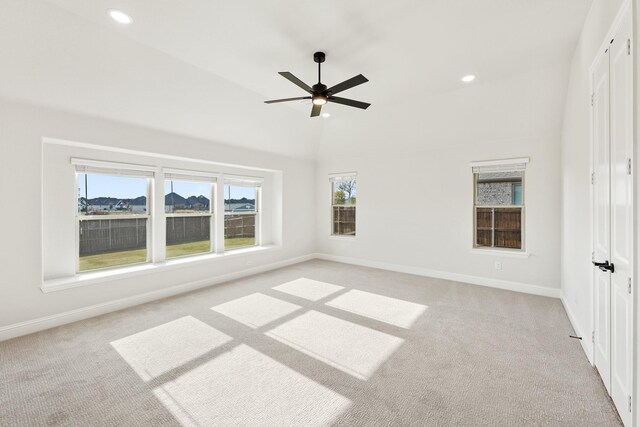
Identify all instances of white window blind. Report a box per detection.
[164,168,218,182]
[470,158,529,174]
[224,175,263,187]
[72,158,155,178]
[329,172,357,182]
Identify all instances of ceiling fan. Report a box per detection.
[265,52,371,117]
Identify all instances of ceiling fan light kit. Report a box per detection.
[265,51,371,117]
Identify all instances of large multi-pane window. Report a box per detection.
[330,174,357,236]
[74,160,267,272]
[164,172,216,259]
[472,159,527,250]
[224,179,260,250]
[76,167,152,272]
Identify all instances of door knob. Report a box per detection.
[592,260,615,273]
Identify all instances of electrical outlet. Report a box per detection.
[494,261,502,271]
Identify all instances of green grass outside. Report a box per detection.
[166,240,210,259]
[79,237,257,271]
[224,237,256,250]
[79,249,147,271]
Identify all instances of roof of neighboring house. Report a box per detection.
[225,203,255,212]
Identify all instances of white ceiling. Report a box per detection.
[0,0,592,159]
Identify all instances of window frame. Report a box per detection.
[471,158,529,253]
[223,177,262,251]
[70,158,270,276]
[163,170,217,260]
[74,167,153,273]
[329,173,357,237]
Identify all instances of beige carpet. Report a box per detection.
[0,260,622,426]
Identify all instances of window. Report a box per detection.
[330,173,357,236]
[224,178,260,250]
[76,166,152,272]
[164,171,216,259]
[472,158,528,251]
[70,156,270,276]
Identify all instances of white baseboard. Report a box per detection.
[314,253,562,298]
[560,294,593,364]
[0,253,315,342]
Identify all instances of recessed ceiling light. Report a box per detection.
[461,75,476,83]
[322,113,331,118]
[108,9,132,25]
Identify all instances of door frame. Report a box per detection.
[589,0,636,423]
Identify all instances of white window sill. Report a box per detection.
[470,248,530,259]
[41,245,281,293]
[328,235,357,241]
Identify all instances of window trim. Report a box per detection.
[164,174,217,260]
[223,178,261,251]
[471,159,528,253]
[75,169,153,273]
[329,173,357,237]
[70,158,270,276]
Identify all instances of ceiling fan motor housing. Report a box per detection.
[312,84,328,95]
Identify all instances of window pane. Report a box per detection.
[475,171,523,206]
[79,218,147,271]
[77,173,149,271]
[224,185,257,250]
[164,179,212,258]
[494,208,522,249]
[475,208,493,247]
[78,173,148,215]
[332,179,356,206]
[331,177,356,236]
[166,216,211,258]
[165,180,211,214]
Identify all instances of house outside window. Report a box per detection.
[75,164,153,272]
[330,173,357,236]
[471,158,529,251]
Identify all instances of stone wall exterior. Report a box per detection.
[476,182,513,205]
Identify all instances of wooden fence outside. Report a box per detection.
[79,214,256,256]
[332,206,356,235]
[79,218,147,256]
[224,214,256,238]
[166,216,210,245]
[475,207,522,249]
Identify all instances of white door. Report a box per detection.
[592,45,611,391]
[608,11,633,426]
[592,8,634,426]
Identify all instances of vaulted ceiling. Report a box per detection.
[0,0,592,159]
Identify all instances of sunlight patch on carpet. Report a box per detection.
[210,293,301,328]
[153,344,351,426]
[272,277,344,301]
[266,311,404,380]
[111,316,232,381]
[326,289,427,328]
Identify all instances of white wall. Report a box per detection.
[0,99,315,331]
[313,59,570,296]
[316,134,561,295]
[560,0,625,360]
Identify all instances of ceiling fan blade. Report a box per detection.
[310,104,322,117]
[264,96,311,104]
[328,96,371,110]
[327,74,369,95]
[279,72,313,93]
